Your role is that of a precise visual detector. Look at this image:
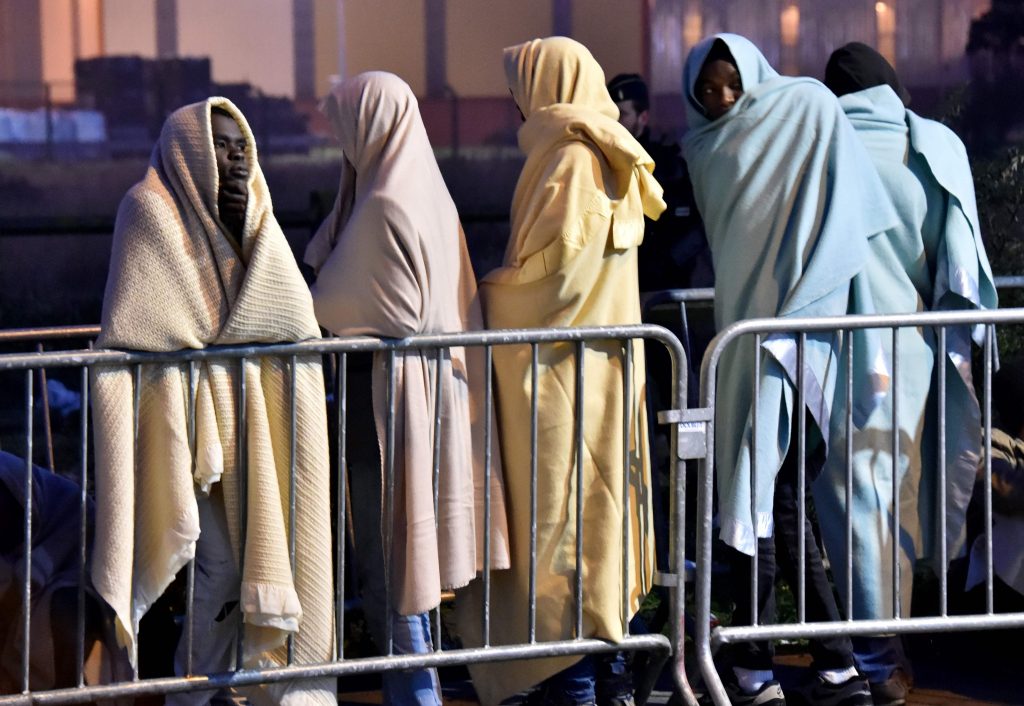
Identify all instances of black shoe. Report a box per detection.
[523,685,596,706]
[868,669,909,706]
[723,679,786,706]
[796,674,872,706]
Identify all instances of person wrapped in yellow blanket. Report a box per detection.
[459,37,665,706]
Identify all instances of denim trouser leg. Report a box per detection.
[541,656,596,704]
[350,436,441,706]
[852,635,911,683]
[596,651,633,699]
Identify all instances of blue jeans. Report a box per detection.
[349,359,441,706]
[852,635,911,684]
[537,652,632,704]
[351,458,441,705]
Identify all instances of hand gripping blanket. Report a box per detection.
[91,98,334,705]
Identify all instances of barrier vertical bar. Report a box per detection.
[751,334,760,625]
[236,359,248,670]
[287,356,298,665]
[36,343,55,471]
[432,348,444,652]
[574,340,586,638]
[483,345,493,647]
[845,329,854,621]
[937,327,948,615]
[132,364,142,678]
[983,325,994,614]
[679,302,693,383]
[336,352,348,659]
[22,369,34,694]
[797,332,806,623]
[529,342,539,643]
[385,350,397,655]
[77,364,90,686]
[892,327,901,619]
[621,339,632,634]
[696,332,726,706]
[185,361,198,675]
[670,325,696,706]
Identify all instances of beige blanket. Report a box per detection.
[305,72,509,616]
[92,98,334,704]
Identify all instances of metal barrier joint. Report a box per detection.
[659,408,713,460]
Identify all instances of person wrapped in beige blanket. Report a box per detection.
[304,71,510,705]
[458,37,665,706]
[91,98,335,706]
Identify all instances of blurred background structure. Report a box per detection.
[0,0,1001,152]
[1,0,1022,330]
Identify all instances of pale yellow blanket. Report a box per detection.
[461,38,665,704]
[92,98,334,704]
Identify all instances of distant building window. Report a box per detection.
[780,4,800,75]
[684,9,703,50]
[876,1,896,68]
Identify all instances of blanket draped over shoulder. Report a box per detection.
[682,34,898,554]
[304,72,510,617]
[92,98,334,705]
[813,83,997,620]
[460,37,665,705]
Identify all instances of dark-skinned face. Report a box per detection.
[696,58,743,121]
[211,111,249,236]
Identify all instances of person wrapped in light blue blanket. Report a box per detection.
[682,33,898,706]
[814,42,998,706]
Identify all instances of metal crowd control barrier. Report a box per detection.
[642,276,1024,362]
[691,308,1024,706]
[0,324,696,705]
[0,326,100,472]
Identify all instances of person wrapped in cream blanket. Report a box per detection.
[91,98,334,706]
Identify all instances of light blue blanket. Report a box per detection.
[682,34,898,553]
[813,85,997,618]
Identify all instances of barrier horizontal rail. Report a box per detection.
[0,637,671,706]
[642,275,1024,309]
[4,275,1024,347]
[694,307,1024,706]
[0,324,692,705]
[0,324,685,368]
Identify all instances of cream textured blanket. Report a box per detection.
[92,98,334,704]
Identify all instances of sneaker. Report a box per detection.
[869,669,910,706]
[796,674,872,706]
[724,679,786,706]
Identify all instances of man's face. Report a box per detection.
[212,112,248,187]
[615,99,648,139]
[211,111,249,233]
[696,59,743,121]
